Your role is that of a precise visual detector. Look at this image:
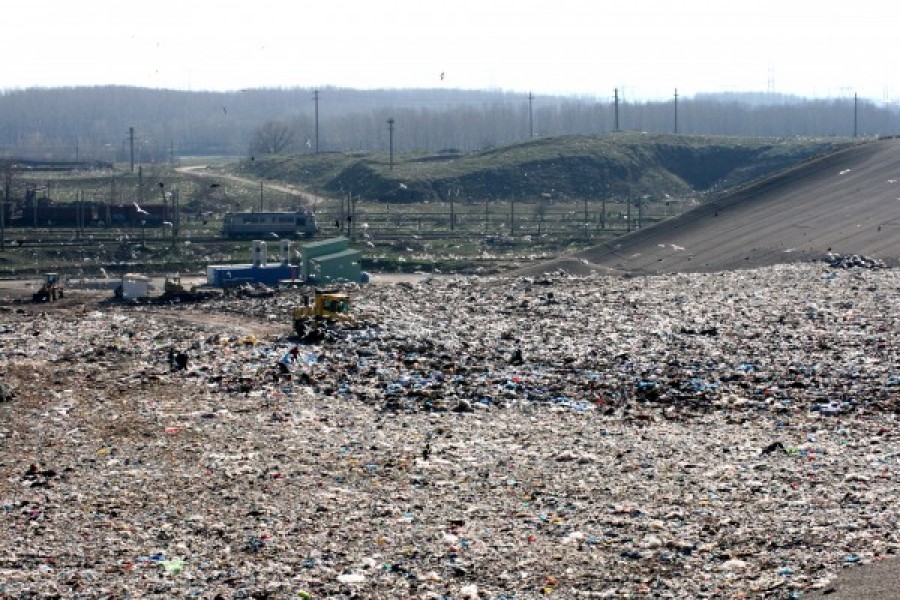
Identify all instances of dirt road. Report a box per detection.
[176,164,329,208]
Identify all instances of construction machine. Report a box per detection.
[32,273,64,302]
[292,289,353,339]
[163,274,189,296]
[159,274,217,303]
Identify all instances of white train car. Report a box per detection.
[222,210,318,239]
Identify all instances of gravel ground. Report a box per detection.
[0,261,898,598]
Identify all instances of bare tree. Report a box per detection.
[250,119,296,155]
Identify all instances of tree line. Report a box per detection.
[0,86,896,161]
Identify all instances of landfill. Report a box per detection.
[0,260,898,598]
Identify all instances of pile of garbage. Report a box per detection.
[0,262,898,598]
[0,378,13,403]
[822,252,887,270]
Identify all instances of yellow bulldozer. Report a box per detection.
[32,273,64,303]
[292,289,353,339]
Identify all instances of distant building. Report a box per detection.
[298,237,362,284]
[205,237,362,288]
[206,239,297,288]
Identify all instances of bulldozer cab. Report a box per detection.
[33,272,64,302]
[316,291,350,315]
[293,289,351,338]
[164,274,183,294]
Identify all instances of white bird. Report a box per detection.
[133,202,149,215]
[399,183,408,189]
[100,267,108,278]
[270,232,279,238]
[162,221,173,227]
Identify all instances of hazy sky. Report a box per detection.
[4,1,898,101]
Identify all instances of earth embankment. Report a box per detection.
[523,138,900,276]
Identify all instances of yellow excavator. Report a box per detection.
[292,289,353,339]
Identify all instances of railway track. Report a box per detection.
[2,224,632,247]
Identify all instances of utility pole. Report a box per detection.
[584,196,589,237]
[174,188,180,247]
[601,170,608,230]
[601,195,607,230]
[259,181,264,212]
[450,189,455,231]
[853,93,858,138]
[626,195,632,232]
[313,90,320,154]
[674,88,678,134]
[350,192,356,241]
[2,173,8,251]
[78,190,84,237]
[129,127,135,173]
[159,182,171,248]
[614,88,620,132]
[528,92,534,139]
[387,118,395,170]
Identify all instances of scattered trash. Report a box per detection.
[0,263,898,597]
[761,441,786,455]
[161,558,185,575]
[0,378,13,402]
[823,252,886,270]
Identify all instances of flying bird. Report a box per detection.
[399,183,408,189]
[133,202,149,215]
[440,72,445,80]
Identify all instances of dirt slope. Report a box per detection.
[523,138,900,276]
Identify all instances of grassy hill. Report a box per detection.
[234,133,855,204]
